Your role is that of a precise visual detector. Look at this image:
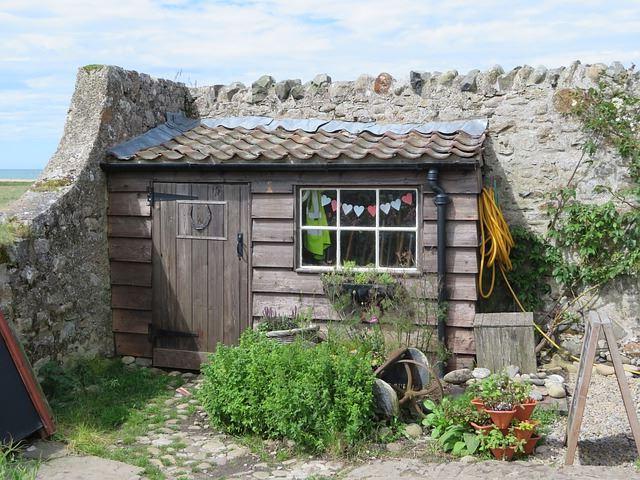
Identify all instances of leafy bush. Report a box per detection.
[198,331,376,452]
[422,395,481,456]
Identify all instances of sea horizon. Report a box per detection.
[0,169,42,180]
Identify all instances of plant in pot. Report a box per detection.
[255,306,319,343]
[511,419,539,442]
[523,433,542,455]
[478,373,516,429]
[469,409,493,436]
[466,381,484,412]
[480,428,525,461]
[511,381,536,421]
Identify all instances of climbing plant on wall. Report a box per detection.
[539,72,640,341]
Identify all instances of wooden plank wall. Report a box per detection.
[107,168,481,368]
[249,169,481,370]
[108,178,153,357]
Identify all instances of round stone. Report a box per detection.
[472,367,491,379]
[548,383,566,398]
[443,368,473,384]
[404,423,422,439]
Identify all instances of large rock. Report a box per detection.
[373,378,399,418]
[443,368,473,384]
[251,75,275,103]
[547,383,567,398]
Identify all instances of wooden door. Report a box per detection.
[151,182,250,369]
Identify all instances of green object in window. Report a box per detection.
[304,190,331,259]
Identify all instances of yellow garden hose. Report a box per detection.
[478,187,586,365]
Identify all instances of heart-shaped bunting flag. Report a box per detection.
[367,205,376,217]
[354,205,365,217]
[390,199,401,211]
[401,192,413,205]
[380,203,391,214]
[331,199,338,212]
[342,203,353,215]
[321,194,331,206]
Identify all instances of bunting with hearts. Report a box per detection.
[333,192,414,218]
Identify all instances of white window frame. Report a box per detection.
[297,187,420,273]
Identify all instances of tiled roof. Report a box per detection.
[107,114,487,165]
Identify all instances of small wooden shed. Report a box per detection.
[102,114,486,370]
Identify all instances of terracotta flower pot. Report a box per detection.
[471,398,484,412]
[513,427,534,442]
[524,435,541,455]
[515,399,537,421]
[490,446,516,461]
[470,421,493,436]
[485,409,516,429]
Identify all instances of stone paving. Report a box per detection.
[27,370,640,479]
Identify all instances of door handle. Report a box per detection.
[236,233,244,260]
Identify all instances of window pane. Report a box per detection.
[302,189,336,227]
[379,231,416,267]
[379,189,417,227]
[301,230,336,266]
[340,190,376,227]
[340,231,375,266]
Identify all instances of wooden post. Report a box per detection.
[564,312,640,465]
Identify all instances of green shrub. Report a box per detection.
[198,331,376,452]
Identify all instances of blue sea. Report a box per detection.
[0,169,42,180]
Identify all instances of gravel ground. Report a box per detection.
[533,371,640,467]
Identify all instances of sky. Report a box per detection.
[1,0,639,169]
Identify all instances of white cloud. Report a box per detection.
[0,0,639,167]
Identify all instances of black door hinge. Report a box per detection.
[147,184,198,206]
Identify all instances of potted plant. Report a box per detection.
[481,428,525,461]
[523,434,542,455]
[511,381,536,421]
[478,373,516,429]
[511,419,539,442]
[469,410,493,436]
[466,382,485,412]
[255,306,319,344]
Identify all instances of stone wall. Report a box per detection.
[0,66,190,369]
[188,61,639,339]
[2,61,638,369]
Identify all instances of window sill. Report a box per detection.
[294,267,423,276]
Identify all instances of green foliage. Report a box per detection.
[256,306,313,332]
[198,331,376,453]
[30,178,72,192]
[82,64,105,72]
[422,395,481,456]
[506,227,556,311]
[545,76,640,296]
[469,372,531,410]
[0,218,31,263]
[547,191,639,287]
[0,444,38,480]
[478,428,524,452]
[41,357,176,430]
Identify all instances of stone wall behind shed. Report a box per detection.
[187,62,639,338]
[0,66,190,369]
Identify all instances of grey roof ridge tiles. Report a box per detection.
[108,112,487,160]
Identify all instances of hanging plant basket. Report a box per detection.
[340,283,397,304]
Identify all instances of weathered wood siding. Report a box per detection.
[107,167,481,364]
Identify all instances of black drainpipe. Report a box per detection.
[427,167,450,377]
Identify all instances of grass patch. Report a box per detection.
[41,358,184,480]
[531,405,560,437]
[0,181,32,209]
[0,444,38,480]
[82,64,105,73]
[30,178,72,192]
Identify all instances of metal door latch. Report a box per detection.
[237,233,244,260]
